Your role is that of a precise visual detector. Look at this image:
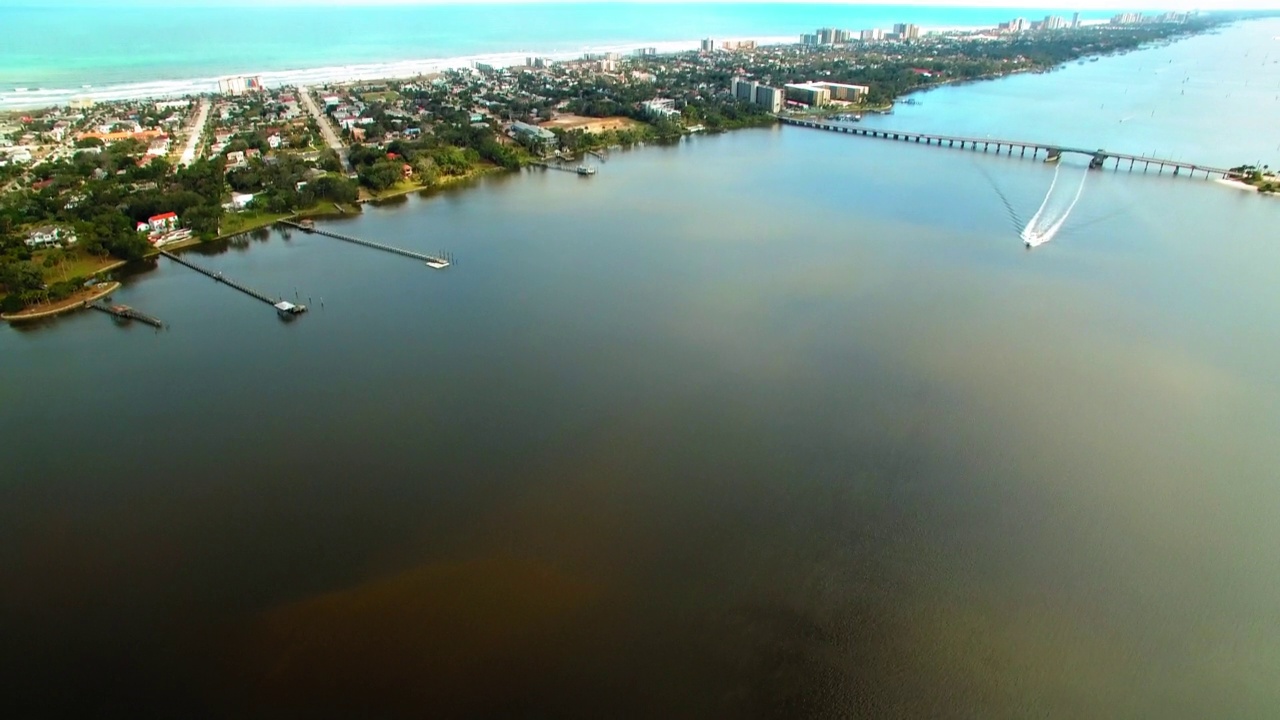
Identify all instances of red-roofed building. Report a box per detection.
[148,212,179,231]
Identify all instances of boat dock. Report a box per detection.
[277,220,450,268]
[533,162,597,176]
[88,301,165,328]
[159,250,307,317]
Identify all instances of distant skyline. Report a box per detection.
[19,0,1280,11]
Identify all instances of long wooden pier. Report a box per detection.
[532,162,597,176]
[159,250,307,316]
[89,301,165,328]
[779,117,1232,179]
[277,220,450,267]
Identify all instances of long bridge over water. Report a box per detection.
[779,117,1233,179]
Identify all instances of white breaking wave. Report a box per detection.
[0,35,796,110]
[1021,164,1088,248]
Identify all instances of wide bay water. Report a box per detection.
[3,19,1280,719]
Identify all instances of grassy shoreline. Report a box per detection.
[143,200,364,256]
[358,165,503,203]
[2,281,121,322]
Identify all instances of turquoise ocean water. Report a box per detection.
[2,3,1116,108]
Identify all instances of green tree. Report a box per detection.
[318,148,342,172]
[358,160,403,191]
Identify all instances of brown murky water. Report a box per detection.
[4,23,1280,717]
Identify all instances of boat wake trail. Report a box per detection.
[1021,164,1088,248]
[975,162,1024,233]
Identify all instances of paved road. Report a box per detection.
[299,87,351,173]
[179,98,210,167]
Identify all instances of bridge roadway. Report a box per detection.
[779,117,1232,179]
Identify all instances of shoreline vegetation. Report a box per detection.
[1,15,1262,317]
[1,280,119,322]
[1226,165,1279,193]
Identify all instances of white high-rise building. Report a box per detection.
[731,77,784,113]
[754,85,784,113]
[731,77,758,102]
[893,23,921,40]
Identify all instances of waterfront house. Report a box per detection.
[229,193,256,211]
[26,225,76,248]
[148,212,179,231]
[510,121,557,148]
[640,98,681,119]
